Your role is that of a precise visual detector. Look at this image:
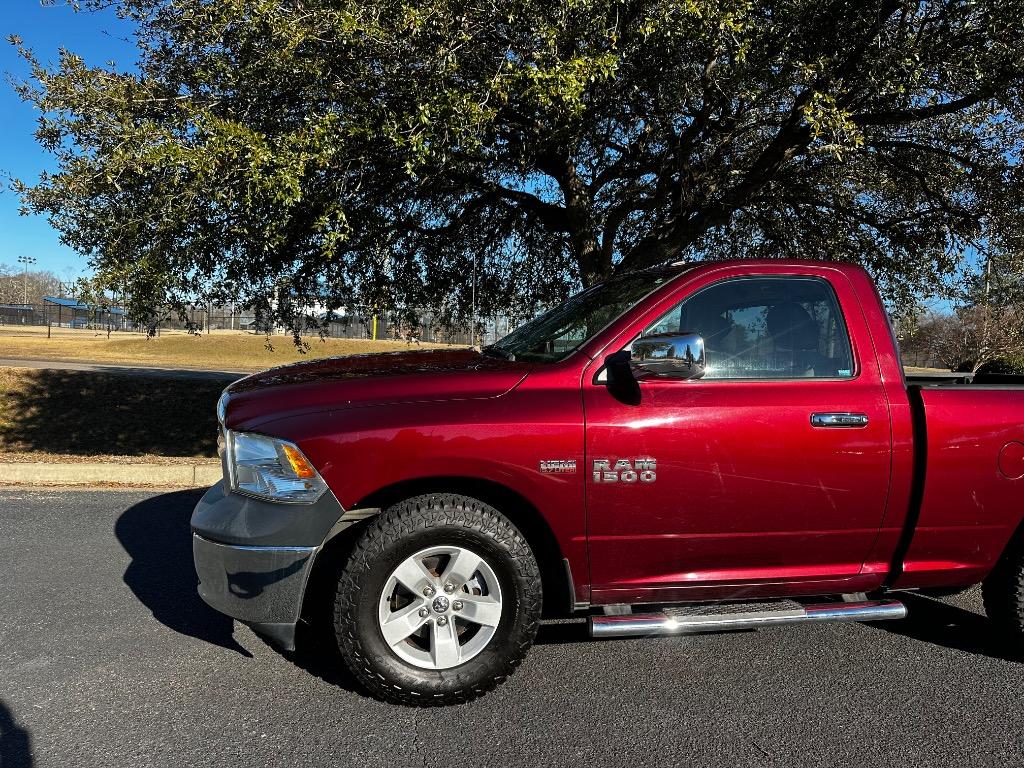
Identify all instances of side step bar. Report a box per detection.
[589,599,906,639]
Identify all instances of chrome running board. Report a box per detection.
[589,598,906,639]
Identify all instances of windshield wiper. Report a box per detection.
[481,345,516,361]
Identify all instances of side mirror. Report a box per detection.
[630,332,706,380]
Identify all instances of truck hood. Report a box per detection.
[222,348,531,429]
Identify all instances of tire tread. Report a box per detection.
[333,493,541,706]
[982,535,1024,644]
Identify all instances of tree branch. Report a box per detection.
[853,92,992,127]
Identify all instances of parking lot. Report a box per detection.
[3,487,1023,768]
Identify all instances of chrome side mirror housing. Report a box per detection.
[630,332,706,380]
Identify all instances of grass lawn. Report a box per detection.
[0,328,456,372]
[0,367,222,459]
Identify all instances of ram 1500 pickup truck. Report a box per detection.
[192,259,1024,705]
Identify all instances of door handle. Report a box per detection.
[810,412,869,428]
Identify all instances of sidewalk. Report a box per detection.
[0,456,221,487]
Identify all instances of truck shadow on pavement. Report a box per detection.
[115,489,253,658]
[279,622,365,694]
[279,616,589,697]
[869,592,1023,663]
[0,701,32,768]
[113,490,1021,692]
[531,595,1024,661]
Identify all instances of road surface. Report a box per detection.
[2,488,1022,767]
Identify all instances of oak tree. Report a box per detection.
[13,0,1024,331]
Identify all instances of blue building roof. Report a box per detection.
[43,296,125,315]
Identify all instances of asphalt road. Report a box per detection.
[3,489,1024,768]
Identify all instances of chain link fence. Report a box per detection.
[0,301,513,347]
[0,301,128,333]
[148,306,511,346]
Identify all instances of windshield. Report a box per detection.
[487,267,687,362]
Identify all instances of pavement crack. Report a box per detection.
[411,708,428,768]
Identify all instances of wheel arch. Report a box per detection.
[303,476,574,623]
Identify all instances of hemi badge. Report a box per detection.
[539,459,577,474]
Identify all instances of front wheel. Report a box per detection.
[333,494,542,705]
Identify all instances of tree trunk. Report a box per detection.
[564,198,608,286]
[575,234,609,288]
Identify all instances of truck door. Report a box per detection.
[583,272,892,603]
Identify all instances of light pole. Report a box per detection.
[471,252,477,348]
[16,256,37,305]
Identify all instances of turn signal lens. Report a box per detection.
[281,443,316,479]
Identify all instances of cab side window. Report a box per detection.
[644,277,855,379]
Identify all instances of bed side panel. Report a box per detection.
[894,387,1024,589]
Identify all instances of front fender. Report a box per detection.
[252,382,588,604]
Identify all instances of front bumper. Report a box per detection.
[193,533,315,637]
[191,480,347,650]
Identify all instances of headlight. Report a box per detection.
[225,430,327,503]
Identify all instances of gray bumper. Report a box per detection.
[191,481,350,650]
[193,533,315,628]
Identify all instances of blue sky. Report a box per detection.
[0,1,137,280]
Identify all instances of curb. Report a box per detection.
[0,462,222,488]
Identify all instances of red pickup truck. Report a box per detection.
[192,259,1024,705]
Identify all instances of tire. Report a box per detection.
[333,493,542,705]
[982,536,1024,647]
